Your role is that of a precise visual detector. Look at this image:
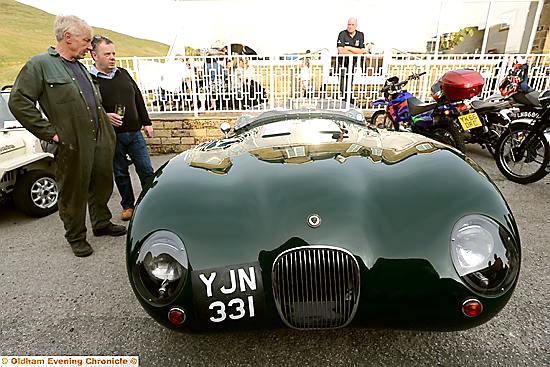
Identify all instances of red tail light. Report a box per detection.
[457,103,469,113]
[168,307,187,325]
[462,299,483,317]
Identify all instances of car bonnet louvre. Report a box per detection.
[271,246,360,330]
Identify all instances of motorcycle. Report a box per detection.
[494,94,550,184]
[465,97,517,156]
[463,61,550,157]
[371,70,481,152]
[371,72,425,131]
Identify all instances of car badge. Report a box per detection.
[307,213,321,228]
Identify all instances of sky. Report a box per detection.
[16,0,536,56]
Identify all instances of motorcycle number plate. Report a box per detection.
[458,112,482,130]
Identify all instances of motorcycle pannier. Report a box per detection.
[440,69,484,101]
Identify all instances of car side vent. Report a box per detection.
[272,245,360,329]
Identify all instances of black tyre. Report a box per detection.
[431,121,466,153]
[13,170,59,217]
[495,122,550,184]
[485,129,501,158]
[371,110,394,130]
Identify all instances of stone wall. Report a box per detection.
[145,115,238,154]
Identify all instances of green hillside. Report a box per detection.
[0,0,169,86]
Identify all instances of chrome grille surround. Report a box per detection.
[271,245,361,330]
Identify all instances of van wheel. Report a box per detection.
[13,170,59,217]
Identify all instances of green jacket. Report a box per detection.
[8,47,115,150]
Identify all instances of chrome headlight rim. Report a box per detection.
[450,214,520,298]
[132,230,189,306]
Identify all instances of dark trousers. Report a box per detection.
[55,138,114,243]
[113,131,154,210]
[337,55,361,103]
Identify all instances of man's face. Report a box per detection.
[66,27,93,59]
[92,42,116,72]
[347,19,357,34]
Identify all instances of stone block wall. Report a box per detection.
[145,116,238,154]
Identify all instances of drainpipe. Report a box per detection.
[480,0,495,54]
[527,0,545,53]
[433,0,444,57]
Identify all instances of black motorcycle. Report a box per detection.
[466,97,517,156]
[494,94,550,184]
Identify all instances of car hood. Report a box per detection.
[184,121,446,173]
[130,120,515,278]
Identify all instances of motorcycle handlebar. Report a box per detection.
[408,71,427,80]
[381,71,425,93]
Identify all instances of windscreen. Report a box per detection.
[0,93,19,129]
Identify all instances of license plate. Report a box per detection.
[192,262,265,324]
[458,112,483,130]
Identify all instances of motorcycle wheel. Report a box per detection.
[371,110,394,130]
[430,122,466,153]
[495,122,550,184]
[485,129,501,158]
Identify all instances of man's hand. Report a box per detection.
[51,133,60,143]
[107,112,123,127]
[143,125,154,138]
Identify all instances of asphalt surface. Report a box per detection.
[0,145,548,367]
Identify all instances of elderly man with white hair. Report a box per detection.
[9,15,126,257]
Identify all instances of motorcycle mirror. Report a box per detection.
[220,122,231,138]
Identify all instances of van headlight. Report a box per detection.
[450,215,520,297]
[133,230,189,305]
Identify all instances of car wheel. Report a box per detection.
[13,170,59,217]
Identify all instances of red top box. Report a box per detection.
[440,69,484,101]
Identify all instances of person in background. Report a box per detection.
[204,50,227,110]
[300,55,312,97]
[90,35,155,222]
[8,15,126,257]
[226,58,244,109]
[158,54,192,111]
[336,17,368,103]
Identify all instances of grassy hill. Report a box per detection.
[0,0,169,86]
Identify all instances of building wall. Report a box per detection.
[146,116,237,154]
[532,0,550,54]
[533,0,550,53]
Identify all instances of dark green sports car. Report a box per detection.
[126,106,520,332]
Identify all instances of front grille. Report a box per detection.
[1,171,15,184]
[272,245,360,329]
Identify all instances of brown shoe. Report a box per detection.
[121,208,134,221]
[93,222,127,237]
[70,240,93,257]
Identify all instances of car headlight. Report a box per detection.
[450,215,520,297]
[133,230,189,305]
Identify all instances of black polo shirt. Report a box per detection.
[337,30,365,50]
[336,30,366,70]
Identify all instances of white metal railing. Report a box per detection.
[81,52,550,116]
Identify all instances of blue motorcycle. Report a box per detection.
[371,71,470,152]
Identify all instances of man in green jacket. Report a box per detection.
[8,15,126,257]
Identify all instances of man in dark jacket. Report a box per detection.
[8,15,126,257]
[336,17,368,103]
[90,35,155,222]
